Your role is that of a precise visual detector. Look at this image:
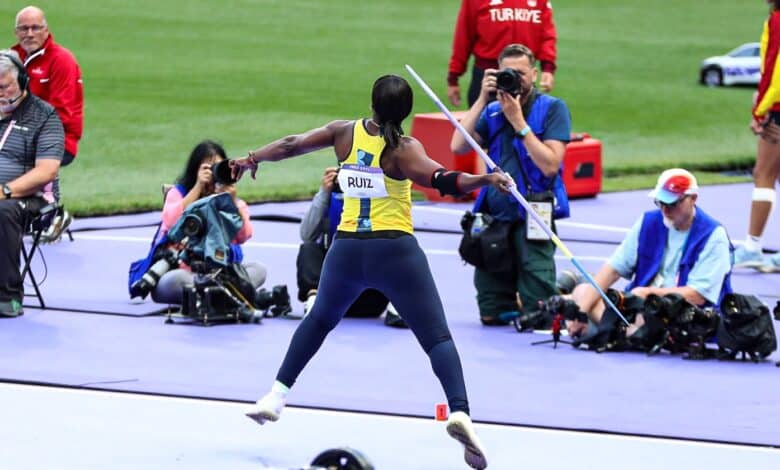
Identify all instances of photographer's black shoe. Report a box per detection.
[384,304,408,328]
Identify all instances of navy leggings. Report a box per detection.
[276,234,470,414]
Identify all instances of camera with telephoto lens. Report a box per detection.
[211,159,237,185]
[129,247,179,299]
[254,284,292,317]
[515,295,586,332]
[643,293,686,321]
[492,68,525,97]
[605,289,644,324]
[181,213,205,238]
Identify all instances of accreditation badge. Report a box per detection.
[338,164,389,199]
[526,199,553,241]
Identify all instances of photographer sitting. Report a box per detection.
[133,140,267,304]
[297,167,405,327]
[566,169,734,339]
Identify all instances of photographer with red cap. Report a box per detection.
[566,169,734,338]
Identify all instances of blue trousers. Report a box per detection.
[276,234,470,414]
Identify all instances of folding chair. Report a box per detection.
[20,201,64,308]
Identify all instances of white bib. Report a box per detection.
[338,164,388,199]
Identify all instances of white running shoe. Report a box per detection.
[758,252,780,273]
[733,246,765,269]
[244,391,286,426]
[446,411,488,469]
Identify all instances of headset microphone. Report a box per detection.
[7,92,24,104]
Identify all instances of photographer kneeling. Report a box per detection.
[131,140,267,305]
[565,169,734,341]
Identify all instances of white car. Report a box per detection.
[700,42,761,87]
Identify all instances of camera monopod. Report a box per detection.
[404,64,629,327]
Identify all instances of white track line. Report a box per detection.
[65,233,610,262]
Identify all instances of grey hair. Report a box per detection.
[0,49,21,81]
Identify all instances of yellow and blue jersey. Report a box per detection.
[337,120,413,234]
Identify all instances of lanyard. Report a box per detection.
[0,120,16,152]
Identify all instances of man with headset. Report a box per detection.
[11,6,83,242]
[0,49,64,317]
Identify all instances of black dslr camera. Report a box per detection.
[492,68,525,97]
[514,295,586,332]
[211,159,237,185]
[129,246,180,299]
[636,293,718,357]
[254,284,292,318]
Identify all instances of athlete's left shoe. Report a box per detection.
[446,411,488,469]
[758,252,780,273]
[244,390,286,425]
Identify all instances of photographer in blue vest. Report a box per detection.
[451,43,572,325]
[566,169,734,338]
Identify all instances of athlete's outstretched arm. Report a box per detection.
[395,136,512,195]
[231,120,351,179]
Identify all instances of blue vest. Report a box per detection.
[626,208,733,307]
[473,93,570,221]
[324,192,344,249]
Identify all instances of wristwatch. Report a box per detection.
[516,125,532,139]
[2,184,11,199]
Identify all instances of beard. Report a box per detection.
[662,216,675,230]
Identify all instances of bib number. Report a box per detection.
[338,164,388,199]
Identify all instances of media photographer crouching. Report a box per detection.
[128,140,290,320]
[558,169,734,349]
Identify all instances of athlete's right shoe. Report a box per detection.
[446,411,488,469]
[758,252,780,273]
[244,390,286,425]
[733,246,765,268]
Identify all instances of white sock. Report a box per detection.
[743,236,762,253]
[271,380,290,397]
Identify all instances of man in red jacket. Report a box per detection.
[12,5,83,241]
[447,0,557,107]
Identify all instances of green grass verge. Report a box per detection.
[0,0,765,215]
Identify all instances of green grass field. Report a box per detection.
[0,0,766,214]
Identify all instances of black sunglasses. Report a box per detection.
[654,195,688,210]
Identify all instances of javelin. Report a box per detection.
[404,64,628,326]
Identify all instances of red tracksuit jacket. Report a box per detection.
[13,34,83,157]
[755,11,780,119]
[448,0,557,86]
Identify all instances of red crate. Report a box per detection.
[409,111,479,202]
[563,133,602,198]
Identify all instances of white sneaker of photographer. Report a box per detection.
[245,388,287,425]
[303,293,316,318]
[446,411,488,469]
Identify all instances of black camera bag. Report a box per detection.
[458,211,513,272]
[717,293,777,362]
